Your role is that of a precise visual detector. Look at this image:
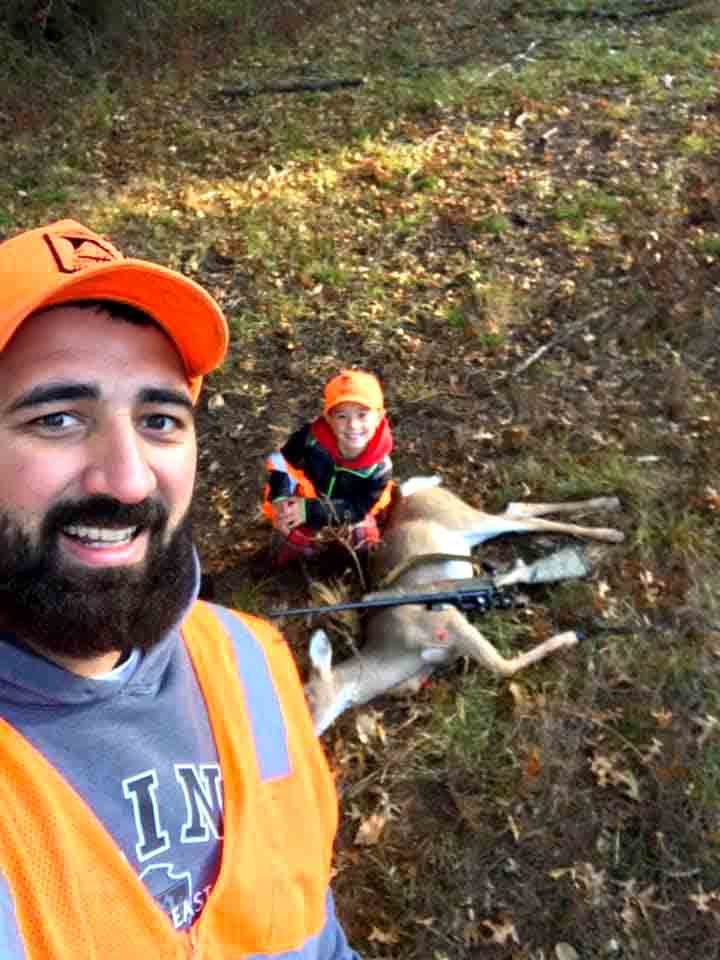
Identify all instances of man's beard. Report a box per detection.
[0,496,196,663]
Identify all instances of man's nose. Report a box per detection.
[81,418,157,503]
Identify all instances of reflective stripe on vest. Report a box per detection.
[0,873,26,960]
[0,603,337,959]
[211,605,290,781]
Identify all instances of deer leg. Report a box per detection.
[425,611,579,677]
[481,629,579,676]
[503,496,620,519]
[468,512,624,544]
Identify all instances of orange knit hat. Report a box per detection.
[323,370,384,415]
[0,219,228,402]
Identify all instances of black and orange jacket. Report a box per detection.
[265,416,393,529]
[0,599,358,959]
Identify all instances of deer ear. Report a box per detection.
[309,629,334,679]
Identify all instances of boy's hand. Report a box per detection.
[275,497,305,535]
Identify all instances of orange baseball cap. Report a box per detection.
[323,369,384,415]
[0,219,229,402]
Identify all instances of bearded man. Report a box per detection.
[0,219,359,960]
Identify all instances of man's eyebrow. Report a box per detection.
[138,387,194,412]
[7,383,99,414]
[6,384,194,415]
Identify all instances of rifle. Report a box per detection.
[267,546,592,620]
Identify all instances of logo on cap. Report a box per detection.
[45,230,122,274]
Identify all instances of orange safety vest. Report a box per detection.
[0,603,338,959]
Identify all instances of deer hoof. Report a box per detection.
[551,630,580,649]
[597,528,625,543]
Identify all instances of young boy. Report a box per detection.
[264,370,394,568]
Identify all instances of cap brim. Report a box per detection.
[4,258,228,379]
[326,393,384,413]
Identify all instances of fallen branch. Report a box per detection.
[218,39,542,103]
[538,0,696,21]
[219,77,364,98]
[511,314,589,377]
[512,341,552,377]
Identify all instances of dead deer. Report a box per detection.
[305,479,624,733]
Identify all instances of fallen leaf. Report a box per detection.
[367,926,400,944]
[480,916,520,946]
[508,681,530,712]
[651,708,673,728]
[354,710,386,744]
[354,812,386,846]
[654,763,689,782]
[695,714,718,749]
[555,944,579,960]
[524,747,543,781]
[690,889,720,917]
[549,862,607,903]
[590,753,640,800]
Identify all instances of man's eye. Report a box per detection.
[144,413,181,432]
[33,412,77,430]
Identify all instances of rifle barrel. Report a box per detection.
[267,583,501,619]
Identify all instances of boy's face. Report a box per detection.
[327,402,382,459]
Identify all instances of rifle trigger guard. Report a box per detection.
[466,594,491,613]
[495,592,514,610]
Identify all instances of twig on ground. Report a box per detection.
[511,315,588,377]
[340,537,368,594]
[512,342,552,377]
[219,77,364,98]
[539,1,696,21]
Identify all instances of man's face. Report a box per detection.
[0,304,198,661]
[327,402,382,459]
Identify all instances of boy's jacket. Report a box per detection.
[267,416,393,528]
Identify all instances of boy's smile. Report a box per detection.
[327,402,382,459]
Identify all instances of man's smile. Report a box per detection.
[63,524,139,545]
[59,526,150,567]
